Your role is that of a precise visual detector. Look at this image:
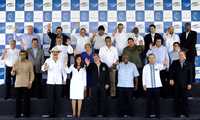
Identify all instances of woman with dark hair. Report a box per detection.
[65,54,86,120]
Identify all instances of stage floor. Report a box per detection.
[0,116,200,120]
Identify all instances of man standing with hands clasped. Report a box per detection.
[169,51,192,118]
[142,53,168,119]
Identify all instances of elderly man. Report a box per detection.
[14,25,41,50]
[169,51,193,118]
[143,53,167,119]
[163,26,180,53]
[41,46,65,118]
[1,40,19,99]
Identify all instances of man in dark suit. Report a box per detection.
[85,53,110,117]
[179,22,197,82]
[47,23,70,50]
[27,38,45,98]
[144,24,164,55]
[169,51,192,118]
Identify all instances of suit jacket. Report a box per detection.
[86,62,110,87]
[144,33,164,54]
[169,60,193,89]
[179,31,197,63]
[48,32,70,50]
[27,48,45,73]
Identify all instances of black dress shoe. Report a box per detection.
[144,115,150,118]
[184,114,189,118]
[15,114,21,118]
[24,114,30,118]
[155,115,160,119]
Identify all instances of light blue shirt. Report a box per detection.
[117,62,139,88]
[13,33,41,50]
[169,51,179,64]
[147,45,169,68]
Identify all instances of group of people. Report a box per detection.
[1,22,196,119]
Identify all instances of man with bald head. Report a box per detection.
[163,26,180,53]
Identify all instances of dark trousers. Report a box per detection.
[47,85,62,116]
[145,88,160,117]
[174,86,189,116]
[15,87,30,116]
[31,73,42,98]
[187,55,195,82]
[5,66,15,98]
[160,70,169,97]
[118,87,134,116]
[91,85,107,116]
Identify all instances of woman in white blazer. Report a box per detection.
[65,54,86,120]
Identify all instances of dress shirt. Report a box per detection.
[128,33,144,45]
[41,57,65,85]
[142,63,164,88]
[147,45,169,68]
[163,33,180,53]
[169,51,179,64]
[93,33,107,49]
[71,33,90,54]
[2,48,19,67]
[151,33,155,42]
[99,45,118,68]
[32,48,38,58]
[112,32,128,56]
[14,33,41,50]
[117,62,139,88]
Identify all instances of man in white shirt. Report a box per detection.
[71,27,90,54]
[14,25,41,50]
[163,26,180,53]
[112,23,128,61]
[55,36,73,65]
[41,46,65,118]
[142,53,167,119]
[1,40,19,99]
[129,27,144,45]
[99,36,118,97]
[91,25,107,54]
[117,54,139,117]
